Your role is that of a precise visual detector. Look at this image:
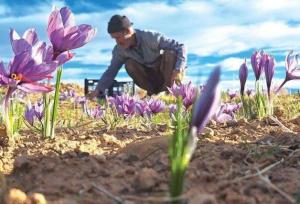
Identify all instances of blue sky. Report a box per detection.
[1,0,300,90]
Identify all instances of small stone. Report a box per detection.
[94,154,106,163]
[237,118,248,125]
[189,193,217,204]
[201,127,214,137]
[226,119,238,127]
[125,167,135,175]
[14,156,30,169]
[5,188,27,204]
[27,193,47,204]
[135,168,158,191]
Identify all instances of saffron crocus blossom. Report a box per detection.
[251,50,265,81]
[276,51,300,92]
[135,100,150,117]
[214,102,242,123]
[108,94,136,117]
[227,90,237,100]
[214,106,233,123]
[191,67,220,131]
[147,98,165,114]
[75,96,88,113]
[24,103,36,126]
[167,82,197,109]
[88,106,103,119]
[264,54,275,98]
[47,7,97,59]
[0,51,57,96]
[169,104,177,116]
[9,28,68,66]
[34,101,44,121]
[222,102,242,117]
[239,59,248,96]
[246,89,253,96]
[24,101,44,126]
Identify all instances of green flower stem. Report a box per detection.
[169,98,191,204]
[50,66,63,138]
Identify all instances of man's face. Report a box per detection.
[110,30,133,48]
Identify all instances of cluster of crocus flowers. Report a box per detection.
[213,102,242,123]
[87,105,104,119]
[276,51,300,93]
[250,50,275,96]
[107,94,165,118]
[167,81,197,109]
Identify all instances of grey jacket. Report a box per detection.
[96,29,187,93]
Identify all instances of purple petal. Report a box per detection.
[56,51,74,65]
[47,8,64,39]
[22,28,38,45]
[63,25,97,50]
[0,61,8,77]
[9,51,32,74]
[239,59,248,96]
[22,62,57,82]
[49,28,65,52]
[60,7,75,28]
[191,66,220,130]
[18,83,53,93]
[215,113,233,123]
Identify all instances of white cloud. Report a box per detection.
[2,0,300,80]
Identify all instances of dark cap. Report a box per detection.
[107,15,133,33]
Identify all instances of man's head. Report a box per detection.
[107,15,135,48]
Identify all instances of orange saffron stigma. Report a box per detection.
[67,51,74,59]
[11,73,23,81]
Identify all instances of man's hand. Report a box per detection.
[171,69,184,85]
[86,90,102,100]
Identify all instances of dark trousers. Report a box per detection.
[125,50,177,95]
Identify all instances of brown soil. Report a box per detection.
[1,113,300,203]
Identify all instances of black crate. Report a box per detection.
[84,79,135,96]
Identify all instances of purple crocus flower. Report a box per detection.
[246,89,253,96]
[108,94,136,117]
[0,51,56,94]
[251,50,265,81]
[147,98,165,114]
[135,100,150,117]
[191,66,220,131]
[75,96,88,113]
[168,82,197,109]
[34,100,44,121]
[24,103,36,126]
[239,59,248,96]
[47,7,97,59]
[264,54,275,98]
[169,104,177,116]
[222,102,242,117]
[88,106,103,119]
[213,105,233,123]
[276,51,300,92]
[9,28,67,66]
[227,90,237,100]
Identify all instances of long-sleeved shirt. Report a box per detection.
[96,29,187,93]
